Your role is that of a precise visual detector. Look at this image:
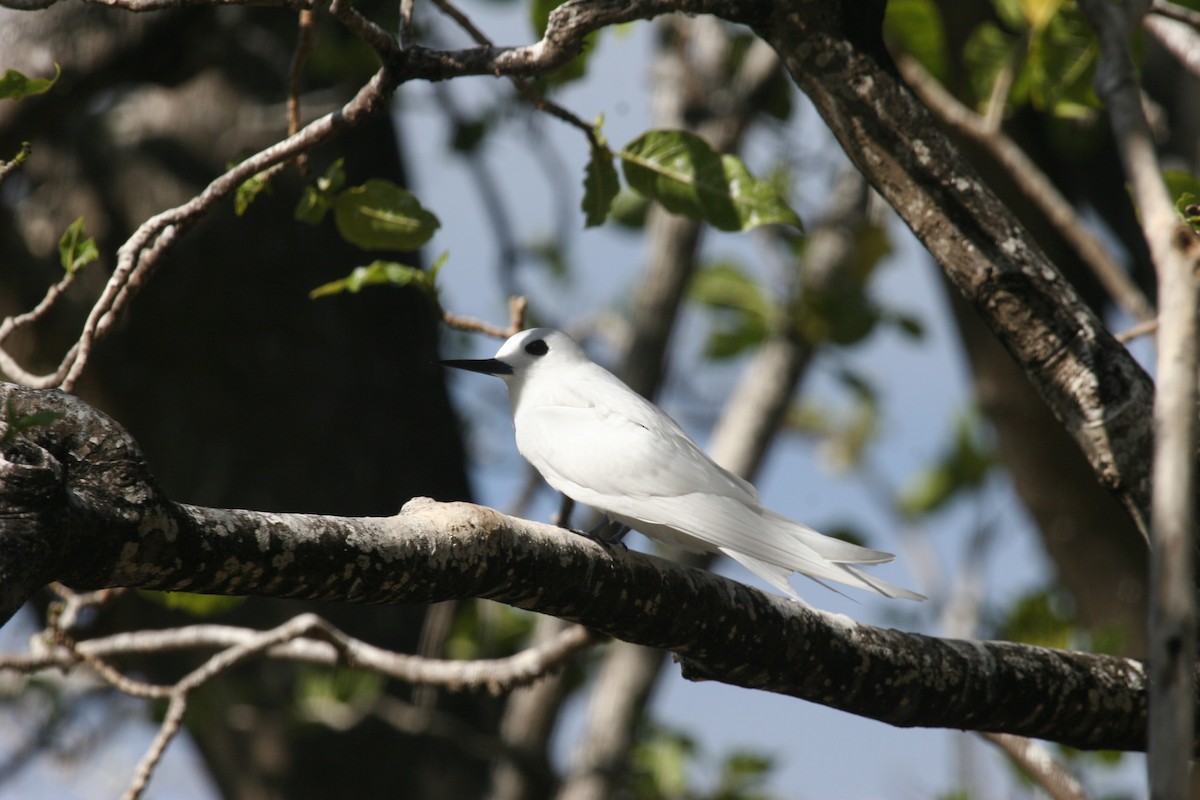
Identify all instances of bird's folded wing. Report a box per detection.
[516,403,758,501]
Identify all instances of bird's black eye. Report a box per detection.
[524,339,549,356]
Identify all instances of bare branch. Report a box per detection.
[981,733,1091,800]
[1115,318,1159,343]
[287,8,317,175]
[9,617,600,694]
[1079,1,1200,795]
[0,142,31,186]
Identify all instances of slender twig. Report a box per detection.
[897,52,1155,323]
[1115,317,1159,343]
[439,296,527,340]
[429,0,601,148]
[0,142,31,186]
[1080,2,1200,798]
[6,616,601,695]
[329,0,398,59]
[981,733,1090,800]
[287,9,317,175]
[981,33,1025,132]
[507,295,528,334]
[442,312,515,339]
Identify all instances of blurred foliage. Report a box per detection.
[884,0,949,82]
[631,723,779,800]
[445,601,538,661]
[784,370,881,474]
[138,591,247,617]
[997,586,1127,655]
[1165,169,1200,234]
[962,0,1100,119]
[689,217,917,362]
[897,412,996,519]
[294,667,385,730]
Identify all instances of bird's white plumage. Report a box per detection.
[456,327,922,603]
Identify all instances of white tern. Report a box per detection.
[441,327,923,603]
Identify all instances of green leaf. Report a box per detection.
[619,130,802,232]
[309,254,444,299]
[58,217,99,275]
[884,0,949,82]
[235,170,273,216]
[332,179,440,251]
[138,590,246,617]
[0,64,60,101]
[582,142,620,228]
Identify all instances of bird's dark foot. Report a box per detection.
[572,517,629,551]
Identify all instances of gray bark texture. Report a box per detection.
[0,382,1180,753]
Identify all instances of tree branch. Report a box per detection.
[0,382,1177,752]
[748,0,1158,539]
[1079,1,1200,795]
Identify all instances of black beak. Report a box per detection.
[438,358,514,376]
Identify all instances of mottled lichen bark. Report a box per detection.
[0,383,1184,752]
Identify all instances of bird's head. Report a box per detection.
[439,328,584,388]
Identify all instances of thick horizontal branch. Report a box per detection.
[0,382,1175,753]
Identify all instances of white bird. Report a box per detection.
[441,327,923,603]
